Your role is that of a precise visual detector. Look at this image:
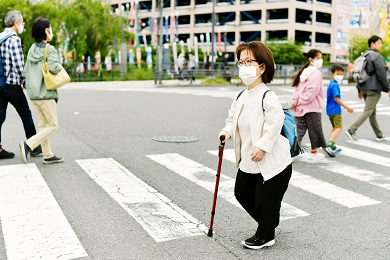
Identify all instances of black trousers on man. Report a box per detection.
[234,164,292,240]
[0,84,36,149]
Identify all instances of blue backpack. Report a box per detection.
[0,34,13,91]
[236,89,303,157]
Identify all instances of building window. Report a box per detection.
[218,12,236,25]
[240,10,261,25]
[241,31,261,43]
[176,0,191,7]
[267,9,288,24]
[317,0,332,6]
[315,32,331,47]
[266,30,287,41]
[316,12,331,27]
[195,13,212,26]
[295,30,312,46]
[178,15,191,26]
[296,9,312,24]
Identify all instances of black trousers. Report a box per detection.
[0,84,36,149]
[234,164,292,240]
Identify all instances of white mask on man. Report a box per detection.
[311,59,323,69]
[17,22,24,34]
[239,64,263,86]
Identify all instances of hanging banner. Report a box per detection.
[146,46,153,68]
[153,20,158,46]
[128,49,135,64]
[136,47,142,67]
[194,36,199,63]
[170,14,176,42]
[217,29,222,55]
[142,29,148,49]
[172,41,178,73]
[165,16,169,43]
[187,38,192,53]
[179,40,185,56]
[129,2,134,27]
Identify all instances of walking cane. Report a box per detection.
[207,135,225,237]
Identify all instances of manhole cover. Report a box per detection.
[152,136,199,143]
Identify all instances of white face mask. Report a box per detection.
[47,28,53,41]
[17,22,24,34]
[334,75,343,84]
[311,59,323,69]
[239,64,262,86]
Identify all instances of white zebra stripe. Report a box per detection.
[346,138,390,152]
[148,153,310,221]
[335,145,390,168]
[0,164,87,260]
[211,149,380,208]
[76,158,207,243]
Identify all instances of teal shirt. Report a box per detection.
[24,42,62,101]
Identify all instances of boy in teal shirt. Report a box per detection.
[326,64,354,155]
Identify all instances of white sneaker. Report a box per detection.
[306,152,325,161]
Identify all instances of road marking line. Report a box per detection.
[335,145,390,168]
[211,149,380,208]
[346,138,390,152]
[290,171,380,208]
[153,152,310,220]
[318,158,390,190]
[76,158,207,243]
[353,106,389,113]
[0,164,87,260]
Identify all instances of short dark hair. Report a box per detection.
[331,64,344,73]
[368,35,382,47]
[31,17,50,43]
[235,41,275,84]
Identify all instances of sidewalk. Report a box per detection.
[65,78,341,89]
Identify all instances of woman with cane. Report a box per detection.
[218,41,292,249]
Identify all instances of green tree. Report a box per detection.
[350,35,390,61]
[0,0,130,61]
[267,40,304,64]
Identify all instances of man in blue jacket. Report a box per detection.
[345,35,390,141]
[0,10,41,159]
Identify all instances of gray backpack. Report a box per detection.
[352,51,373,84]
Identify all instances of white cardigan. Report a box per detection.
[222,83,292,181]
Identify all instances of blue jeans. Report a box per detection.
[0,84,36,149]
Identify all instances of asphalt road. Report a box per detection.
[0,81,389,260]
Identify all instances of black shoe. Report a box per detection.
[43,155,64,164]
[345,129,357,141]
[19,141,30,164]
[241,235,275,250]
[30,146,43,157]
[0,149,15,159]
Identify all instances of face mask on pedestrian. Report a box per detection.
[334,75,343,84]
[16,21,24,34]
[47,28,53,41]
[311,59,323,69]
[239,64,263,86]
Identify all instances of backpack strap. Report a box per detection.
[261,90,271,113]
[236,89,245,101]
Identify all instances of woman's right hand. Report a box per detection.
[218,131,230,143]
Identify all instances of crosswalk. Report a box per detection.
[0,138,389,259]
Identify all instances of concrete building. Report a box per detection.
[108,0,347,62]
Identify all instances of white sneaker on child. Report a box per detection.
[300,152,325,163]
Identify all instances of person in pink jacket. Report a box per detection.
[291,49,335,159]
